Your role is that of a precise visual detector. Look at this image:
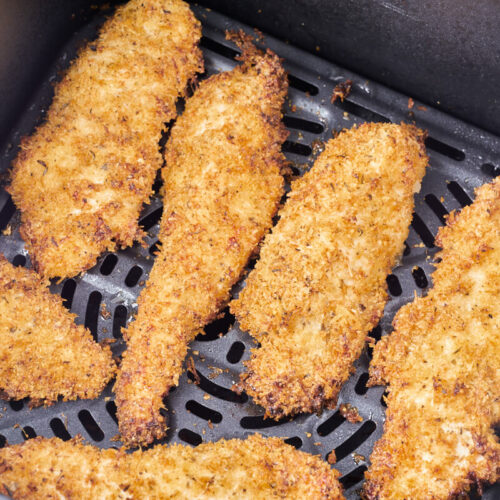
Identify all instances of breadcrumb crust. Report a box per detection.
[0,255,115,403]
[231,123,428,419]
[114,37,288,448]
[0,434,344,499]
[363,177,500,499]
[8,0,203,279]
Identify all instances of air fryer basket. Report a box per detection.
[0,5,498,499]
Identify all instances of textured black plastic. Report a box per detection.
[0,5,499,499]
[0,0,124,146]
[196,0,500,138]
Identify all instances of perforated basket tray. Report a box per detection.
[0,5,499,499]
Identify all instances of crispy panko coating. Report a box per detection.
[0,255,115,403]
[231,123,428,419]
[8,0,203,279]
[363,177,500,500]
[114,37,288,447]
[0,434,344,499]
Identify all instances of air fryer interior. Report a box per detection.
[0,4,499,499]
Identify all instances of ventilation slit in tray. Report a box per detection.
[334,99,390,123]
[424,193,449,223]
[411,212,435,248]
[340,466,368,490]
[447,180,473,207]
[333,420,376,462]
[284,436,302,449]
[481,162,500,177]
[200,36,239,60]
[412,267,429,289]
[287,74,319,95]
[21,426,37,440]
[197,307,234,341]
[105,401,118,424]
[124,265,143,287]
[354,373,370,396]
[282,140,312,156]
[240,415,290,429]
[100,254,118,275]
[84,291,102,342]
[425,136,465,161]
[140,207,163,232]
[283,115,324,134]
[11,254,26,267]
[9,400,24,412]
[50,418,72,441]
[0,197,15,231]
[317,411,346,436]
[386,274,402,296]
[178,428,202,446]
[185,400,222,424]
[187,369,247,404]
[78,410,104,442]
[226,341,245,364]
[61,278,76,310]
[112,305,128,339]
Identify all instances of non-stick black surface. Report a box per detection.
[197,0,500,138]
[0,5,498,499]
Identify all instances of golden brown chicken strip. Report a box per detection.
[8,0,203,279]
[231,123,428,419]
[114,38,288,447]
[0,434,344,499]
[0,255,115,403]
[363,177,500,500]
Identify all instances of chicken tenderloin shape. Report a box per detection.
[114,35,288,447]
[0,434,345,499]
[8,0,203,279]
[231,123,428,418]
[363,177,500,500]
[0,255,115,403]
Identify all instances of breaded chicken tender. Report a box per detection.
[0,434,344,499]
[8,0,203,279]
[231,123,428,418]
[0,255,115,403]
[114,37,288,447]
[363,177,500,500]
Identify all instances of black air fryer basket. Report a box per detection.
[0,3,499,499]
